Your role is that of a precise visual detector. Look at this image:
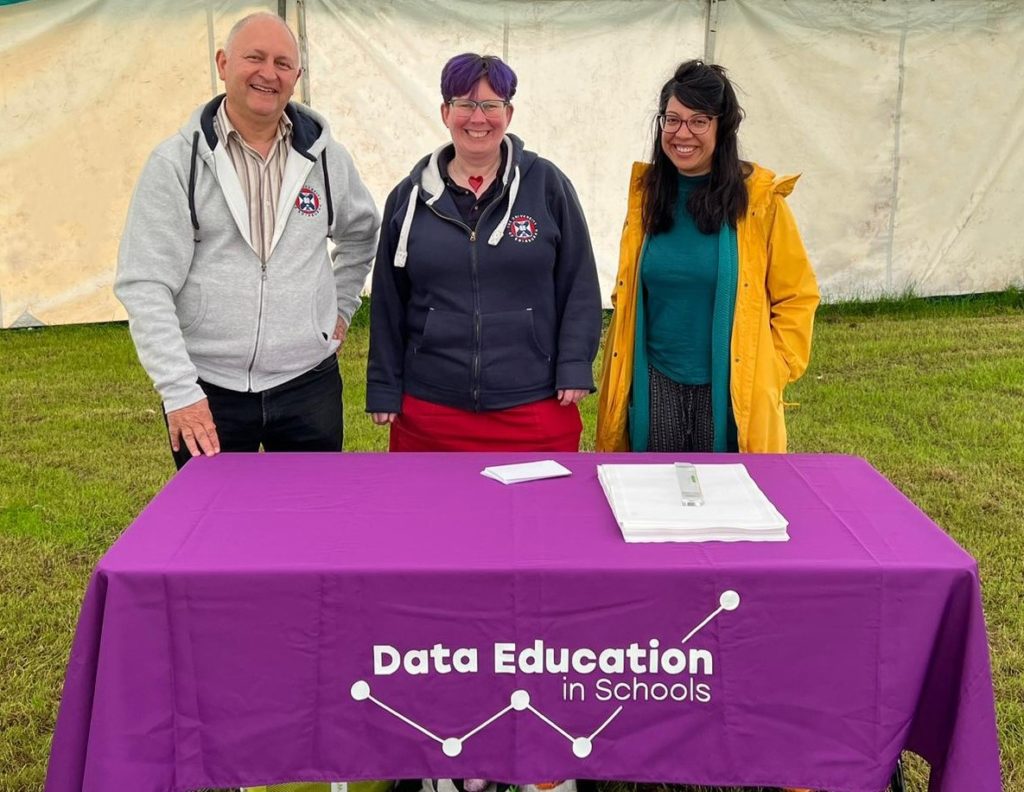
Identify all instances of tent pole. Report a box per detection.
[296,0,312,105]
[503,7,511,62]
[704,0,720,62]
[885,19,909,292]
[205,0,218,97]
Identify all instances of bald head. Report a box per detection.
[216,12,302,138]
[224,12,299,58]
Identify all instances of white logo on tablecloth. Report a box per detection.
[349,591,741,758]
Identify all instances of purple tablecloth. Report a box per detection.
[45,453,1002,792]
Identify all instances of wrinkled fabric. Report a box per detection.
[46,453,1000,792]
[596,162,819,453]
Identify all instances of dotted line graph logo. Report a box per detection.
[351,685,617,759]
[351,590,740,759]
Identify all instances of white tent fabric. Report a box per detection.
[0,0,1021,327]
[715,0,1024,299]
[0,0,275,328]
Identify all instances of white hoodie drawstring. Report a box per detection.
[488,162,520,246]
[395,137,521,264]
[393,185,418,268]
[393,145,447,268]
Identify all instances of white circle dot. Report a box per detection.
[572,737,592,758]
[350,680,370,700]
[443,738,462,757]
[720,590,740,611]
[511,690,530,710]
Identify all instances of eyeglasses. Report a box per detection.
[448,99,510,118]
[658,113,716,135]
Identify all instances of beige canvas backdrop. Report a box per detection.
[715,0,1024,299]
[0,0,276,327]
[1,0,1021,327]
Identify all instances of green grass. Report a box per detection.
[1,295,1022,792]
[816,286,1024,320]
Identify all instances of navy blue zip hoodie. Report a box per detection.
[366,134,601,413]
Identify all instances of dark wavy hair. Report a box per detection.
[440,53,518,102]
[641,60,750,236]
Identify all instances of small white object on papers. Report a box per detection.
[597,463,788,542]
[481,460,572,485]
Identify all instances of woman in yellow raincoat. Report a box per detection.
[596,60,819,454]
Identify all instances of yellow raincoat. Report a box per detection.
[596,162,819,453]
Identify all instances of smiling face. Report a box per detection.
[440,78,513,165]
[215,16,300,131]
[660,96,718,177]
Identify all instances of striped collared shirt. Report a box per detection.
[214,99,293,263]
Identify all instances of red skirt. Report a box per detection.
[389,394,582,452]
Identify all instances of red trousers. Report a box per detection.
[389,394,582,452]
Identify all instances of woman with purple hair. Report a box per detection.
[366,53,601,453]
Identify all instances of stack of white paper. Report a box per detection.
[481,460,572,485]
[597,463,789,542]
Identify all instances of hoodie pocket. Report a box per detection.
[311,279,336,348]
[408,308,474,391]
[480,308,554,393]
[177,282,208,336]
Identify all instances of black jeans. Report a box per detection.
[171,354,343,470]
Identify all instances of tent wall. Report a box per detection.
[0,0,1021,328]
[0,0,275,327]
[715,1,1024,300]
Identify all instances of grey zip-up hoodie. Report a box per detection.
[115,96,380,413]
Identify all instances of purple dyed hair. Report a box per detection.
[440,53,518,102]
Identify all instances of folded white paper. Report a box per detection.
[597,463,789,542]
[481,460,573,485]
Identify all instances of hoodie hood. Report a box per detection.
[393,134,536,267]
[178,94,332,161]
[174,95,338,248]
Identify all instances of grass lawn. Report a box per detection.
[1,293,1022,792]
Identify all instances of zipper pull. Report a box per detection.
[261,262,267,281]
[470,230,477,242]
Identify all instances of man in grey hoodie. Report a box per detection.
[115,12,379,469]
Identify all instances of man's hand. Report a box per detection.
[371,412,397,425]
[332,315,348,354]
[167,399,220,458]
[557,389,589,407]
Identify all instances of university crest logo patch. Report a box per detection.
[507,214,539,243]
[295,187,322,216]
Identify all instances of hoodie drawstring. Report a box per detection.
[487,163,520,246]
[394,136,522,265]
[393,184,419,268]
[321,150,335,234]
[188,131,201,243]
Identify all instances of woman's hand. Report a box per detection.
[371,412,397,425]
[557,389,589,406]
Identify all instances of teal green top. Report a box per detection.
[628,175,739,453]
[641,174,716,384]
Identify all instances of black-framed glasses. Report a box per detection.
[658,113,715,135]
[448,99,510,118]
